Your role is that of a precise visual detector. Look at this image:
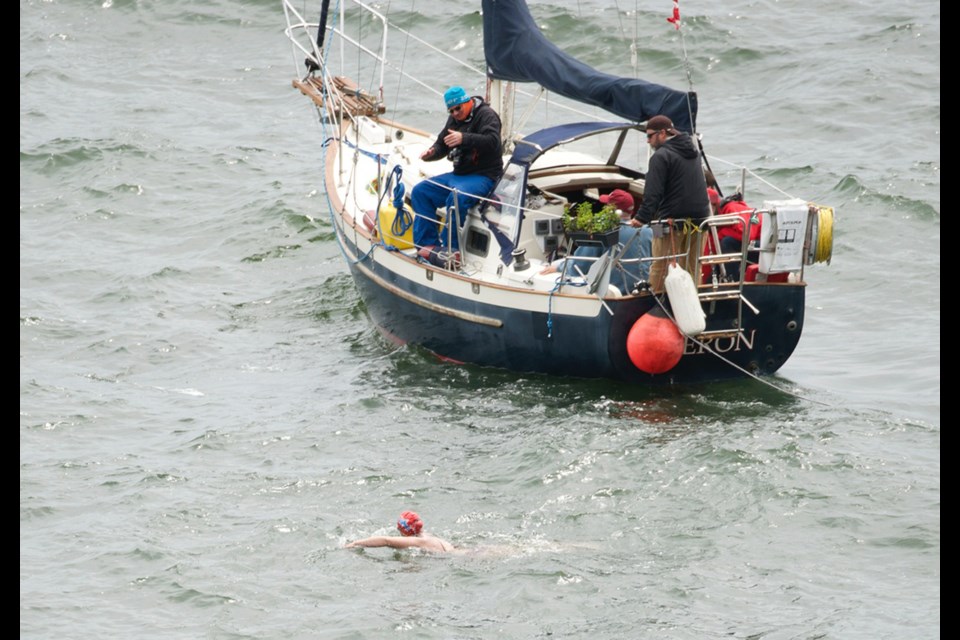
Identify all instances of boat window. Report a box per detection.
[464,227,490,256]
[485,162,528,244]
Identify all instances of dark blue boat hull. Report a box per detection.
[346,246,805,385]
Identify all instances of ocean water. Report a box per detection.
[21,1,939,638]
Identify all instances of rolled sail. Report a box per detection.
[482,0,698,132]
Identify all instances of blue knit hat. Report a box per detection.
[444,86,469,109]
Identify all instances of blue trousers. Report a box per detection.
[411,172,495,251]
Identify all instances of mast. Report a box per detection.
[486,77,515,154]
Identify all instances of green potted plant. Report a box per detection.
[562,201,621,248]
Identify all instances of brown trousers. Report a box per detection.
[648,222,704,293]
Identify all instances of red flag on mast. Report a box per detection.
[667,0,681,30]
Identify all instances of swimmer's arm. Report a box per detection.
[345,536,424,549]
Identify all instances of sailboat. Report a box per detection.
[281,0,834,385]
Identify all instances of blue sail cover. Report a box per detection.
[481,0,698,133]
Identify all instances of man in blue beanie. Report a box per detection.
[412,85,503,266]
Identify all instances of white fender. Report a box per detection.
[665,264,706,336]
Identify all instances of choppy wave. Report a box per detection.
[20,139,152,172]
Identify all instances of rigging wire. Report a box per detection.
[310,5,381,269]
[384,0,415,117]
[671,2,699,135]
[674,10,696,96]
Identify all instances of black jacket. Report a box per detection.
[634,133,710,224]
[424,97,503,180]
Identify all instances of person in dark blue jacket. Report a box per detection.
[412,86,503,263]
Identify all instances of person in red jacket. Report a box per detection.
[703,188,762,282]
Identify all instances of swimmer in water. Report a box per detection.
[345,511,456,553]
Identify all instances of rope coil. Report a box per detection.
[810,205,834,265]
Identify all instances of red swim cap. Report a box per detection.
[397,511,423,536]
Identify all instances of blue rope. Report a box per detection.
[389,165,413,240]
